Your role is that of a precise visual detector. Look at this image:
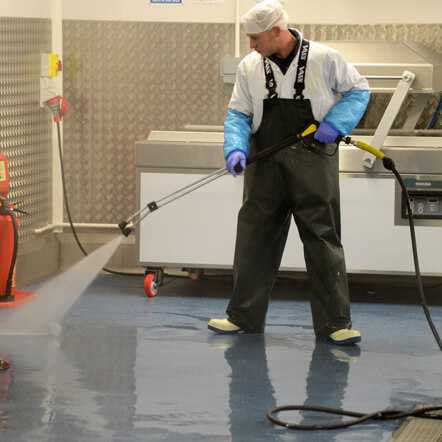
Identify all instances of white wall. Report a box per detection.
[0,0,51,18]
[63,0,442,24]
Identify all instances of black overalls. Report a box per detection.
[226,40,352,337]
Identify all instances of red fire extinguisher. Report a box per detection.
[0,153,18,301]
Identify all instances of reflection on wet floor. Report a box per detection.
[0,274,441,441]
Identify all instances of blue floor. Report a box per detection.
[0,274,441,441]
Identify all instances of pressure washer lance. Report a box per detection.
[118,124,318,237]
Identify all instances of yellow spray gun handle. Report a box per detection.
[297,124,385,161]
[354,140,385,160]
[299,123,318,139]
[341,136,385,160]
[299,123,385,160]
[341,136,398,173]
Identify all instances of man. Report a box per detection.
[208,0,370,345]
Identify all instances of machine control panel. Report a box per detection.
[402,178,442,219]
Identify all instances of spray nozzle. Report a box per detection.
[118,221,133,237]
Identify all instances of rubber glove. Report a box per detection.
[226,150,246,177]
[313,121,340,144]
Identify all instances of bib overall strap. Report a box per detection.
[294,39,310,100]
[263,57,278,99]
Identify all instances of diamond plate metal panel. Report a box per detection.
[63,22,233,224]
[0,18,52,242]
[391,417,442,441]
[62,22,442,224]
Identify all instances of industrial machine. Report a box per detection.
[135,41,442,285]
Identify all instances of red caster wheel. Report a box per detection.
[0,359,10,370]
[144,273,159,298]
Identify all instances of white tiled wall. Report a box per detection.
[0,0,51,18]
[62,0,442,24]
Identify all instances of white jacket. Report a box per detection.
[228,31,369,134]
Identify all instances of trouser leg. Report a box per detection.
[300,227,351,336]
[284,146,351,336]
[227,158,290,333]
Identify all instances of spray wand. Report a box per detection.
[118,124,317,236]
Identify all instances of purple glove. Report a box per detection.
[226,150,246,177]
[314,121,340,144]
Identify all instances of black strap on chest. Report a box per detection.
[263,57,278,99]
[294,39,310,100]
[263,39,310,100]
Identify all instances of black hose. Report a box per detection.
[383,157,442,351]
[55,122,143,277]
[266,405,442,431]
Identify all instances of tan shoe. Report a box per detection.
[328,328,361,345]
[208,318,242,334]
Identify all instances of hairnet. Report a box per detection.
[241,0,289,35]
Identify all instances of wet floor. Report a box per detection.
[0,274,441,441]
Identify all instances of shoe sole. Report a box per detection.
[328,335,361,346]
[208,324,241,335]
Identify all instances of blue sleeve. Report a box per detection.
[224,108,252,160]
[324,89,371,135]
